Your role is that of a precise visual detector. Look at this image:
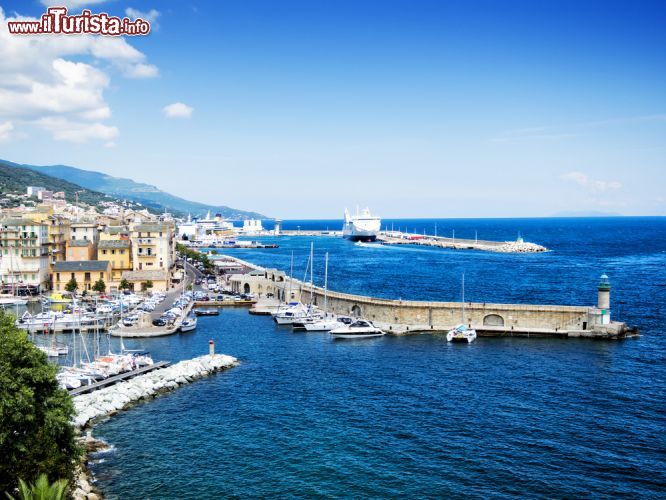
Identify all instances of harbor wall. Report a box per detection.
[300,286,590,332]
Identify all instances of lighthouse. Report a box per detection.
[596,274,611,325]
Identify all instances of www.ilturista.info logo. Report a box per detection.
[8,7,151,36]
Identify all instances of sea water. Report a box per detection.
[91,217,665,498]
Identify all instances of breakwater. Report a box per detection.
[70,354,238,499]
[218,255,635,339]
[72,354,238,429]
[376,232,547,253]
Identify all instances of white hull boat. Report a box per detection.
[446,324,477,343]
[330,320,385,338]
[303,316,353,332]
[180,315,198,332]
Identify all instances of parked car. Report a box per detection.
[152,318,166,327]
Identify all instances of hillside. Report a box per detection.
[0,160,115,209]
[14,161,266,220]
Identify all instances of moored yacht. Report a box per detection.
[303,316,353,332]
[446,324,477,343]
[330,319,385,338]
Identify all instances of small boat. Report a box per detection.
[304,316,353,332]
[180,315,198,332]
[0,296,28,306]
[194,308,219,316]
[330,319,385,339]
[446,324,477,343]
[46,292,73,304]
[447,274,477,343]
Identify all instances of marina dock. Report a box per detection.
[68,361,171,396]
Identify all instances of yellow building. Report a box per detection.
[66,239,94,261]
[98,239,132,289]
[130,223,176,277]
[121,269,169,292]
[53,260,111,293]
[100,226,130,241]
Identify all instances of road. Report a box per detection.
[150,260,201,320]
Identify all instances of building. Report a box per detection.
[70,222,99,243]
[52,260,111,292]
[121,269,170,292]
[241,219,264,234]
[98,239,132,289]
[66,239,94,261]
[26,186,46,197]
[130,223,176,274]
[0,218,50,293]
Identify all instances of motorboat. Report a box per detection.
[303,316,353,332]
[180,315,198,332]
[446,324,477,343]
[0,296,28,306]
[194,308,219,316]
[272,302,312,325]
[330,319,385,338]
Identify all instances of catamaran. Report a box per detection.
[446,273,477,343]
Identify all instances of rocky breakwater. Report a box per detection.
[72,354,238,429]
[70,354,238,499]
[492,241,548,253]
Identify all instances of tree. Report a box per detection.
[0,313,80,494]
[119,278,130,291]
[64,277,77,294]
[92,279,105,293]
[140,280,153,292]
[7,474,68,500]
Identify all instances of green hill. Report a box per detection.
[0,160,116,209]
[11,161,266,220]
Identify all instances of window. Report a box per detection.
[100,272,103,279]
[120,250,125,255]
[102,250,107,254]
[84,272,91,281]
[111,250,116,255]
[56,273,60,281]
[71,273,74,279]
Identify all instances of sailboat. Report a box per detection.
[446,273,477,343]
[304,252,351,331]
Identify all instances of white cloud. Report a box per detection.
[162,102,193,119]
[36,116,118,143]
[561,171,622,193]
[0,121,13,142]
[125,7,160,30]
[124,63,159,79]
[0,7,158,143]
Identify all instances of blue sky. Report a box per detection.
[0,0,664,218]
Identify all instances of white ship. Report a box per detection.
[342,207,381,242]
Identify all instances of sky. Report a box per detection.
[0,0,664,219]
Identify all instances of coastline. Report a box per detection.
[70,354,239,499]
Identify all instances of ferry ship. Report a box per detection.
[342,207,381,242]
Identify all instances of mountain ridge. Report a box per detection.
[2,159,266,219]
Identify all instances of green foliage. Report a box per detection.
[7,474,68,500]
[19,162,265,219]
[0,314,80,494]
[140,280,153,292]
[0,160,107,208]
[119,278,130,290]
[176,244,214,272]
[64,278,77,294]
[91,279,105,293]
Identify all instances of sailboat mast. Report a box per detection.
[287,250,294,303]
[323,252,328,314]
[461,273,465,324]
[309,242,314,306]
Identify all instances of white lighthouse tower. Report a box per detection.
[590,273,611,326]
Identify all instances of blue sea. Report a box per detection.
[91,217,665,498]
